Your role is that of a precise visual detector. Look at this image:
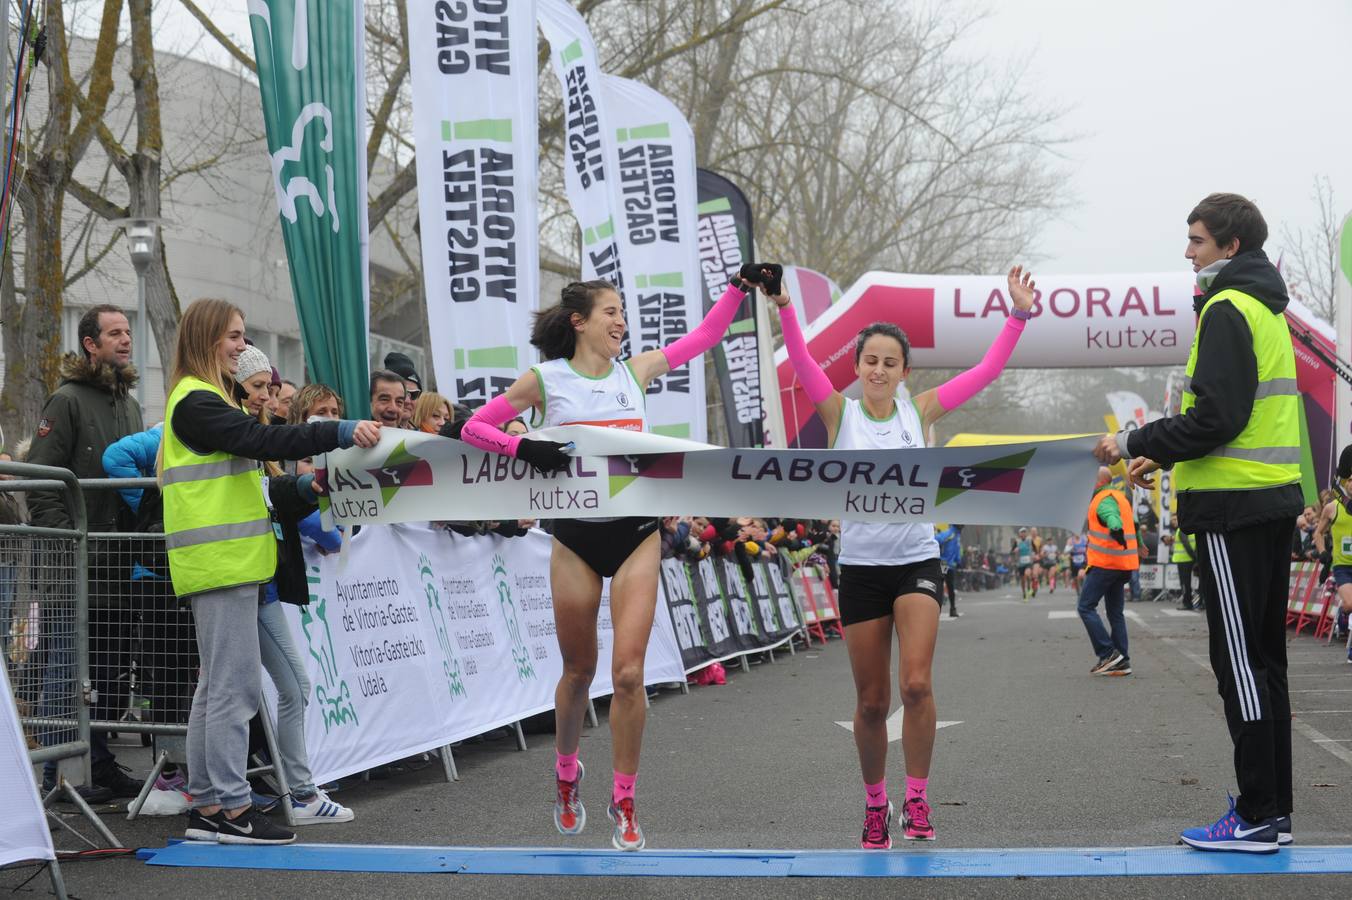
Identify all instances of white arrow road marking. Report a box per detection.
[1047,610,1078,619]
[1161,609,1200,617]
[835,712,962,743]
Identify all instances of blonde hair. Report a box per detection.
[159,298,244,478]
[169,299,244,400]
[287,383,344,424]
[411,391,451,432]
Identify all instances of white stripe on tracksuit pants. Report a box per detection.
[1194,518,1294,823]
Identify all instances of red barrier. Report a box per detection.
[795,565,843,643]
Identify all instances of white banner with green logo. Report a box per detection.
[318,426,1100,531]
[539,0,627,293]
[408,0,539,407]
[601,75,707,441]
[279,524,684,785]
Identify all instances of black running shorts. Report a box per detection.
[838,558,944,626]
[552,517,659,578]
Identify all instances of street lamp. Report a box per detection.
[111,217,161,409]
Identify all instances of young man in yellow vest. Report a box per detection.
[1078,467,1138,676]
[1096,193,1301,854]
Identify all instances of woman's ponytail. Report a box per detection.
[530,280,614,360]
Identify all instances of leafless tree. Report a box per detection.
[1279,176,1340,325]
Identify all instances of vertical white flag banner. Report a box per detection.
[538,0,625,294]
[1337,212,1352,450]
[1106,391,1149,431]
[0,663,52,867]
[601,74,706,441]
[409,0,539,407]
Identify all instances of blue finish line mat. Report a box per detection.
[139,842,1352,878]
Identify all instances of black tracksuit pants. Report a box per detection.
[1194,517,1294,822]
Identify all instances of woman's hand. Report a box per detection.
[353,421,381,448]
[1008,265,1036,313]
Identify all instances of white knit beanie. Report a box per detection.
[235,345,272,383]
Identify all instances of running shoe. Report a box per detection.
[607,797,645,851]
[213,805,296,843]
[1090,651,1124,675]
[554,760,586,835]
[184,808,219,842]
[902,796,935,841]
[1179,796,1278,853]
[155,770,188,793]
[1266,814,1293,845]
[290,788,355,825]
[860,802,893,849]
[1104,656,1132,676]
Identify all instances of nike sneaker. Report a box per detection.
[902,796,935,841]
[1180,796,1278,853]
[607,797,645,851]
[860,802,893,849]
[554,760,586,835]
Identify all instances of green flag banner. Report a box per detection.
[249,0,371,416]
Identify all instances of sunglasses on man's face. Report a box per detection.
[408,390,422,402]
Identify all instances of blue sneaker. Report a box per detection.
[1180,796,1278,853]
[1266,814,1293,845]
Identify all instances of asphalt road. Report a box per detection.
[7,579,1351,898]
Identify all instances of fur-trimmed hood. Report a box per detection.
[58,352,139,396]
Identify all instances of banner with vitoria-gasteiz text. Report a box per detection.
[601,74,706,441]
[409,0,538,407]
[538,0,626,295]
[318,426,1100,532]
[279,524,684,785]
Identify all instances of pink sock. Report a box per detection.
[555,751,579,783]
[865,779,888,808]
[905,776,928,802]
[612,771,637,803]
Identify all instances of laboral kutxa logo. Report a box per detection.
[367,441,433,505]
[607,453,685,497]
[935,448,1035,506]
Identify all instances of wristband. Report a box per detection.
[1011,307,1033,321]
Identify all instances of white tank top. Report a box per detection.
[835,394,939,566]
[530,357,647,431]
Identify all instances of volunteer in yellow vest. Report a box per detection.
[1313,447,1352,634]
[1161,529,1198,611]
[161,299,380,847]
[1096,193,1303,854]
[1077,467,1138,676]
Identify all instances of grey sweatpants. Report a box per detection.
[187,583,261,810]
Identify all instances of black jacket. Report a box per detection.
[1125,251,1303,533]
[171,388,344,462]
[28,355,143,531]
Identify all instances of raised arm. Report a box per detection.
[913,265,1035,428]
[771,291,845,441]
[626,277,751,389]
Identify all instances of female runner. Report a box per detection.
[459,268,766,850]
[772,266,1036,848]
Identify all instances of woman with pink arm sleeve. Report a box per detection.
[458,269,769,850]
[772,264,1037,849]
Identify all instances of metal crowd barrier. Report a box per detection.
[0,461,117,885]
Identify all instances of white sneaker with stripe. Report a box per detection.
[291,789,355,825]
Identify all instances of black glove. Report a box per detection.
[736,263,783,296]
[1110,528,1127,548]
[516,438,573,474]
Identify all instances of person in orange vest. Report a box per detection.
[1078,467,1139,676]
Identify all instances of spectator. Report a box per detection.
[383,352,422,428]
[935,524,962,618]
[285,383,344,425]
[412,391,453,434]
[369,369,407,429]
[505,417,529,437]
[276,379,298,421]
[28,304,144,799]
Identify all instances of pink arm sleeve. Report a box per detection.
[933,316,1027,412]
[459,393,523,457]
[777,303,834,404]
[660,283,747,370]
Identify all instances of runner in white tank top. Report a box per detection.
[771,265,1038,848]
[458,265,782,851]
